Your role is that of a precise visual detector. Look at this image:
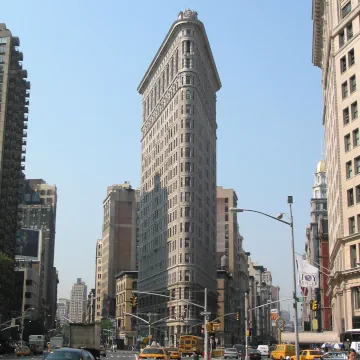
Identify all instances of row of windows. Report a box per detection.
[344,127,359,151]
[340,48,355,73]
[343,101,358,124]
[345,156,360,178]
[339,20,353,48]
[347,185,360,207]
[342,74,356,98]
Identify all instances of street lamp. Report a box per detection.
[230,196,300,360]
[21,308,35,345]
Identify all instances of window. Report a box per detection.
[356,185,360,203]
[184,287,189,299]
[345,133,351,151]
[185,253,190,263]
[352,287,360,309]
[353,129,359,147]
[185,238,190,248]
[352,101,358,119]
[350,244,357,266]
[185,58,190,68]
[347,22,353,39]
[350,217,356,235]
[349,49,355,66]
[186,104,191,114]
[186,76,191,84]
[341,56,347,73]
[350,75,357,92]
[344,107,350,124]
[25,280,33,286]
[342,3,351,19]
[355,156,360,174]
[348,188,354,206]
[185,133,191,142]
[225,214,229,221]
[0,38,6,45]
[186,90,191,99]
[342,81,348,98]
[347,161,353,179]
[340,31,345,47]
[185,270,190,281]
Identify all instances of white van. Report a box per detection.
[257,345,269,357]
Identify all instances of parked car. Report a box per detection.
[290,350,322,360]
[248,349,262,360]
[224,348,239,359]
[322,352,347,360]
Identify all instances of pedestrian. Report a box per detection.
[348,349,356,360]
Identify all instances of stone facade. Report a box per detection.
[137,9,221,345]
[69,278,87,323]
[115,271,137,348]
[98,182,139,319]
[312,0,360,332]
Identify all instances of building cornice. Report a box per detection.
[312,0,324,68]
[137,17,221,94]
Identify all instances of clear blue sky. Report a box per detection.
[2,1,323,305]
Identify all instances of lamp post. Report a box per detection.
[230,196,299,360]
[20,308,35,345]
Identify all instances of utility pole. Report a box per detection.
[204,288,208,360]
[147,313,152,340]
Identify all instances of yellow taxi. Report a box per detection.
[138,346,170,360]
[290,350,323,360]
[271,344,295,360]
[16,346,31,356]
[165,347,181,360]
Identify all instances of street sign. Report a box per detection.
[275,317,285,329]
[200,311,211,316]
[298,297,305,303]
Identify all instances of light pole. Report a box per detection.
[20,308,35,345]
[134,289,210,360]
[230,196,299,360]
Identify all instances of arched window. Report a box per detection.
[186,90,191,99]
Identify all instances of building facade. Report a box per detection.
[57,298,70,325]
[302,160,331,331]
[18,179,58,329]
[216,187,249,343]
[95,239,102,321]
[115,271,138,347]
[137,9,221,346]
[0,24,30,321]
[86,288,95,324]
[99,182,139,319]
[312,0,360,332]
[69,278,87,323]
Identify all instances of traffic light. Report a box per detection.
[206,322,213,332]
[130,296,134,307]
[212,323,220,332]
[236,312,239,321]
[246,329,252,337]
[312,300,319,311]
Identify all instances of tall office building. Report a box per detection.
[94,239,102,321]
[216,187,249,343]
[137,9,221,345]
[0,24,30,321]
[69,278,87,323]
[312,0,360,331]
[99,182,139,319]
[18,179,58,328]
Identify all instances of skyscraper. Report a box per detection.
[69,278,87,323]
[18,179,58,328]
[94,239,102,322]
[0,24,30,321]
[98,182,139,319]
[311,0,360,331]
[57,298,70,325]
[137,9,221,345]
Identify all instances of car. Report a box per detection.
[165,348,181,360]
[290,350,323,360]
[322,352,347,360]
[15,346,31,356]
[248,350,262,360]
[100,346,106,358]
[224,348,239,359]
[257,345,269,357]
[45,348,95,360]
[138,347,170,360]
